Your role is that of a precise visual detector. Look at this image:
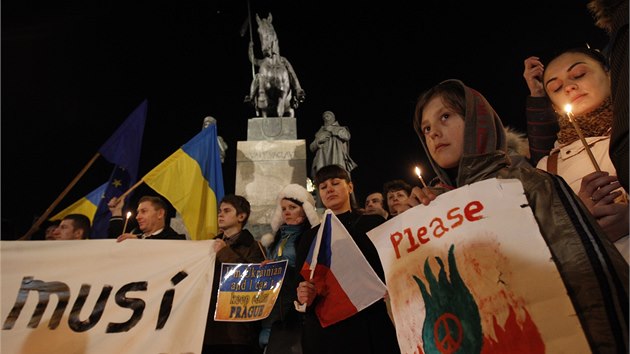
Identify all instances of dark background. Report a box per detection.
[1,0,608,239]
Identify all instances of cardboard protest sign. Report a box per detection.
[368,178,589,354]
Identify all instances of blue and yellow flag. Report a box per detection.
[50,183,108,223]
[142,124,225,240]
[89,99,146,238]
[50,100,146,238]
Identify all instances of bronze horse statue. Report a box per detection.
[245,13,305,118]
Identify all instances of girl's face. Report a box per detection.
[318,178,353,213]
[281,199,306,225]
[543,52,611,116]
[420,96,466,169]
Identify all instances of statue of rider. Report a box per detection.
[244,13,305,117]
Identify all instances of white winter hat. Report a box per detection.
[261,184,320,247]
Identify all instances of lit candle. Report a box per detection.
[122,211,132,234]
[564,104,601,172]
[414,166,429,189]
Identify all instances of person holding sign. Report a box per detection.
[202,194,265,354]
[409,79,628,353]
[295,164,400,354]
[258,184,320,354]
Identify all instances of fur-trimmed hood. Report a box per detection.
[587,0,627,33]
[505,126,530,159]
[261,184,320,247]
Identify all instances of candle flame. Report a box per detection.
[415,166,421,178]
[126,211,132,219]
[564,104,572,114]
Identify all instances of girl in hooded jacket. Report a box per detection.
[409,79,628,354]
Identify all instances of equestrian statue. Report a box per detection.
[244,13,305,118]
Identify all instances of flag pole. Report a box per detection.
[117,178,144,202]
[309,210,330,280]
[247,0,255,79]
[295,210,329,313]
[20,152,101,240]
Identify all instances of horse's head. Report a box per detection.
[256,13,279,57]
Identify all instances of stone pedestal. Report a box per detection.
[247,117,297,141]
[236,119,307,238]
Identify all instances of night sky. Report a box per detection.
[2,0,608,239]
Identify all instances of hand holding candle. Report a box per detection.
[564,104,601,172]
[415,166,429,189]
[122,211,132,234]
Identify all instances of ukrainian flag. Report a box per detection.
[142,124,225,240]
[50,183,108,223]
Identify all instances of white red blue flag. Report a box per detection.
[300,209,387,327]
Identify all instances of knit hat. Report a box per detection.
[261,184,320,247]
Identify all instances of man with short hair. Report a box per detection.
[48,214,91,240]
[44,221,60,240]
[107,195,185,241]
[364,191,388,220]
[202,194,265,354]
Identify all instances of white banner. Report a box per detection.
[367,178,589,354]
[1,239,216,354]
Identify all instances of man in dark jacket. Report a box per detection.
[107,195,185,240]
[203,194,266,354]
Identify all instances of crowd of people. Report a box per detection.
[17,1,629,352]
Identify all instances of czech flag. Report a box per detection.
[300,210,387,327]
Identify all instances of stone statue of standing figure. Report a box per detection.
[310,111,358,179]
[202,116,228,163]
[244,13,305,118]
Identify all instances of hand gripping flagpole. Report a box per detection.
[295,209,331,312]
[309,209,330,280]
[117,178,145,202]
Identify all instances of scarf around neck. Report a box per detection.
[273,224,305,258]
[557,97,613,145]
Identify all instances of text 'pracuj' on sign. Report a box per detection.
[214,260,288,322]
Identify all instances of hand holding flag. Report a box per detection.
[298,210,387,327]
[24,100,147,240]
